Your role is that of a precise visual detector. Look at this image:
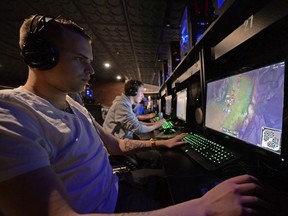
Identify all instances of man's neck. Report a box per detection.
[23,82,67,109]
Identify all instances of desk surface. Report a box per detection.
[160,148,223,203]
[159,147,288,216]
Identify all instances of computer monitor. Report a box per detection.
[205,61,285,160]
[176,88,187,122]
[157,98,161,114]
[165,95,172,116]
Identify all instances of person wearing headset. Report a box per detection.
[103,80,165,139]
[134,97,157,121]
[0,14,271,216]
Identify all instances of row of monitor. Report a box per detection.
[159,60,286,164]
[159,89,188,122]
[180,0,224,58]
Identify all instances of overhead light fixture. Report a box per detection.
[116,75,121,80]
[104,62,111,68]
[166,12,171,28]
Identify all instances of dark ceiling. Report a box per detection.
[0,0,187,90]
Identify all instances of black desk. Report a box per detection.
[159,146,288,216]
[160,147,225,204]
[153,128,223,203]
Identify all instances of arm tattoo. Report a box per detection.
[124,140,146,151]
[118,211,154,216]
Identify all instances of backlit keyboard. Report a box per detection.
[162,121,174,129]
[181,133,236,170]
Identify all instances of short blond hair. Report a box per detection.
[19,15,91,50]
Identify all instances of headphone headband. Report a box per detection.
[30,15,56,34]
[21,14,59,70]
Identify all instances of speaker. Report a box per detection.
[194,88,203,125]
[21,15,59,70]
[188,73,204,133]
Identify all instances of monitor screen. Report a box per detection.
[157,99,161,114]
[165,95,172,116]
[176,88,187,122]
[205,61,285,155]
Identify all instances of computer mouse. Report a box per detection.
[163,128,176,134]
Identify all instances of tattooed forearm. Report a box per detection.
[124,140,147,151]
[118,211,154,216]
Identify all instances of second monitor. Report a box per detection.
[176,88,188,123]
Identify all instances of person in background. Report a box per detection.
[134,97,148,115]
[134,97,156,121]
[0,14,272,216]
[103,80,165,139]
[147,95,155,112]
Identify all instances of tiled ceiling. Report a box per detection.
[0,0,186,89]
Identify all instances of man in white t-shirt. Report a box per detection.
[0,14,270,216]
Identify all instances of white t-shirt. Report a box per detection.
[0,87,118,213]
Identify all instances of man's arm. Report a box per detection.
[117,133,187,152]
[0,166,76,216]
[112,102,164,134]
[0,173,270,216]
[137,113,156,121]
[139,121,154,126]
[139,119,166,133]
[95,117,187,154]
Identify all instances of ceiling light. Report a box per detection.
[116,75,121,80]
[166,21,171,28]
[104,63,111,68]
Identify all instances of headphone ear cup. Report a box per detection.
[129,86,137,96]
[21,33,59,70]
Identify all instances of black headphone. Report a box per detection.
[128,81,139,96]
[21,15,59,70]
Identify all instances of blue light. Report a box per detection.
[180,7,190,59]
[85,89,93,98]
[198,22,207,26]
[218,0,225,8]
